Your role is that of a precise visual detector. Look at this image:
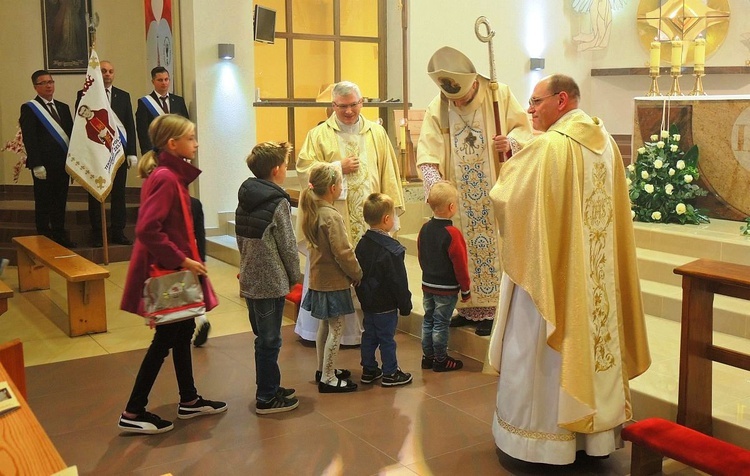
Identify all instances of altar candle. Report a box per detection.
[671,39,683,72]
[650,41,661,74]
[400,118,407,151]
[694,37,706,69]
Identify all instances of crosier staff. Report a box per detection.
[475,16,509,165]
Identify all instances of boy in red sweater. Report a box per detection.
[417,181,471,372]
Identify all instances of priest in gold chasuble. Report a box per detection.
[417,46,532,336]
[487,75,651,465]
[294,81,404,345]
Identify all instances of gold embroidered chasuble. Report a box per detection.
[417,77,532,308]
[296,114,405,246]
[488,110,651,434]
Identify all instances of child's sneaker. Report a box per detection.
[177,396,228,419]
[193,320,211,347]
[256,394,299,415]
[277,386,296,398]
[360,367,383,384]
[382,369,413,387]
[118,411,174,434]
[421,355,434,369]
[433,355,463,372]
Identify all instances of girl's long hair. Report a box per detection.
[138,114,195,178]
[300,162,341,248]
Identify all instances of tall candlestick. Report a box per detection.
[694,37,706,71]
[671,38,683,73]
[650,41,661,74]
[400,118,407,151]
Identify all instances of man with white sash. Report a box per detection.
[135,66,189,154]
[417,47,532,336]
[487,74,651,465]
[294,81,404,346]
[76,60,137,247]
[19,69,75,247]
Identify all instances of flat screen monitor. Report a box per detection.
[254,5,276,44]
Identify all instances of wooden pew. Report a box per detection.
[673,258,750,436]
[0,345,67,474]
[0,279,12,316]
[13,235,110,337]
[0,339,26,399]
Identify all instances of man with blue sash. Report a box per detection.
[135,66,189,154]
[76,60,137,247]
[135,66,209,346]
[19,69,75,247]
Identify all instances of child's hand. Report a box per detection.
[460,291,471,303]
[352,279,361,287]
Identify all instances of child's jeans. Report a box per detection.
[360,310,399,375]
[421,292,458,361]
[246,296,285,402]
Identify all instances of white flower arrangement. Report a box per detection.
[627,125,709,224]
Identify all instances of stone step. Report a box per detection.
[633,219,750,266]
[636,248,696,287]
[640,279,750,338]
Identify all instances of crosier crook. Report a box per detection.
[475,16,510,164]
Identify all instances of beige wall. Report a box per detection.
[3,0,750,226]
[0,0,147,185]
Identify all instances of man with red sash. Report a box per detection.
[19,69,75,247]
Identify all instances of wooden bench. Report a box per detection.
[13,235,110,337]
[673,258,750,435]
[622,417,750,476]
[0,279,12,316]
[0,342,67,474]
[284,283,303,322]
[0,339,25,399]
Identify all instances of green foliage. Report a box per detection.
[627,124,709,225]
[741,217,750,236]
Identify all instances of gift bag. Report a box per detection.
[142,265,205,325]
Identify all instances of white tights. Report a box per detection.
[316,315,344,384]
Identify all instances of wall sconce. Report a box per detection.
[218,43,235,60]
[530,58,545,71]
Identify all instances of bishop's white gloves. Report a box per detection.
[127,155,137,168]
[32,166,47,180]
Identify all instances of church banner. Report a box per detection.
[145,0,174,86]
[66,49,125,202]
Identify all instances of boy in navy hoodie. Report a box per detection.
[354,193,413,387]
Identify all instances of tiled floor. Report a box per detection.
[0,259,707,475]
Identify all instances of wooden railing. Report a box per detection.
[673,258,750,435]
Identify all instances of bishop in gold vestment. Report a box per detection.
[488,75,650,465]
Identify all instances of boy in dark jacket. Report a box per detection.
[418,181,470,372]
[236,142,301,414]
[354,193,413,387]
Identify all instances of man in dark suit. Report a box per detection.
[135,66,189,154]
[20,69,76,248]
[76,60,137,246]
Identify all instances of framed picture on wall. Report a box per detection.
[41,0,90,73]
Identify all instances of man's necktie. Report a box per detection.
[160,96,169,114]
[46,102,61,124]
[106,89,111,104]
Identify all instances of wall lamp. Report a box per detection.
[218,43,235,60]
[530,58,545,71]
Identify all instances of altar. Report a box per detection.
[634,96,750,220]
